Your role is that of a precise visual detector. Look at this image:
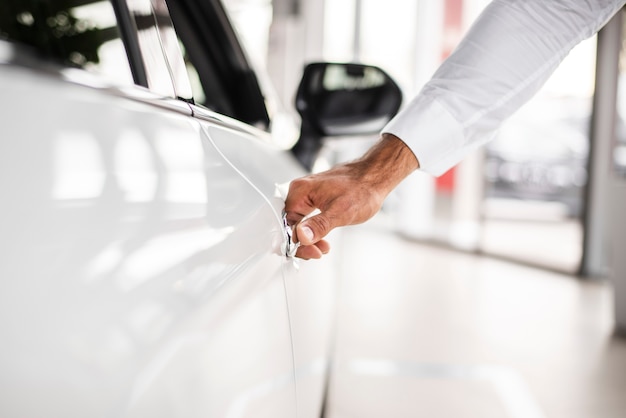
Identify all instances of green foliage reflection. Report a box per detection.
[0,0,121,67]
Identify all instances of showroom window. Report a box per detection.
[0,0,134,85]
[615,8,626,179]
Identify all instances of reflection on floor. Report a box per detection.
[481,218,582,274]
[325,214,626,418]
[480,198,583,274]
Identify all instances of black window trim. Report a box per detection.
[111,0,148,87]
[165,0,270,128]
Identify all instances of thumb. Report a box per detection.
[296,212,334,246]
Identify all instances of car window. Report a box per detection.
[125,0,175,97]
[165,0,270,129]
[0,0,134,85]
[125,0,193,100]
[150,0,193,101]
[164,2,236,117]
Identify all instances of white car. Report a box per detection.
[0,0,401,417]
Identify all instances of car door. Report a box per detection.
[163,1,340,416]
[120,3,301,416]
[0,0,298,417]
[195,106,340,418]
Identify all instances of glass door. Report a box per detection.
[479,36,598,274]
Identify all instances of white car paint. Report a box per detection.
[0,53,336,418]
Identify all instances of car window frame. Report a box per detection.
[165,0,271,129]
[109,0,149,87]
[110,0,190,101]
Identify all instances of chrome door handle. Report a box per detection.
[282,211,300,258]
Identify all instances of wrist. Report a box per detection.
[353,133,419,197]
[379,132,420,172]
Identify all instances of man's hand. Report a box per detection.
[285,133,419,259]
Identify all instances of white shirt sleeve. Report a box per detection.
[382,0,625,176]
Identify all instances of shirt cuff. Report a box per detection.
[381,95,467,177]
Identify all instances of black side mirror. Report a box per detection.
[292,62,402,170]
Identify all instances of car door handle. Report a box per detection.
[282,211,300,258]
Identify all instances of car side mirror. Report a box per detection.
[292,62,402,170]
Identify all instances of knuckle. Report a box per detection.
[309,214,332,235]
[288,177,311,192]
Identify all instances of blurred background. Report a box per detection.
[220,0,624,275]
[221,1,626,417]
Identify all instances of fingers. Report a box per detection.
[285,177,335,246]
[294,239,331,260]
[295,213,333,246]
[284,178,317,224]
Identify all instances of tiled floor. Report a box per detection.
[324,214,626,418]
